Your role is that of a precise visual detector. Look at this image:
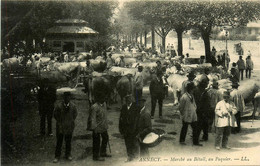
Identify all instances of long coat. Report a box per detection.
[215,100,237,127]
[136,107,152,140]
[37,84,56,114]
[237,59,245,70]
[87,103,108,133]
[149,77,165,100]
[231,89,245,113]
[179,92,197,123]
[119,103,139,137]
[54,102,78,134]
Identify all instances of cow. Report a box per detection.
[30,62,80,88]
[116,73,135,107]
[2,57,23,71]
[167,72,221,106]
[84,72,120,107]
[253,92,260,117]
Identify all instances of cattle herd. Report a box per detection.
[1,49,260,113]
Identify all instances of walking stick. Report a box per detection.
[107,139,112,154]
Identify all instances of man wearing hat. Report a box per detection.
[119,94,139,162]
[179,82,202,146]
[119,56,125,67]
[134,66,144,101]
[37,78,57,136]
[106,53,114,69]
[136,97,152,157]
[215,91,237,150]
[230,82,245,133]
[155,60,162,74]
[237,55,246,80]
[87,93,111,161]
[149,70,165,119]
[83,58,94,106]
[207,81,223,132]
[181,71,196,95]
[53,92,78,163]
[230,62,240,83]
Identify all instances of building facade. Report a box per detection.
[45,19,98,52]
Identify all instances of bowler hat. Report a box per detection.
[138,66,143,70]
[223,91,230,97]
[187,71,196,78]
[156,60,161,64]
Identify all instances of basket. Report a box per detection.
[141,128,166,148]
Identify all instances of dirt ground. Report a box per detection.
[2,70,260,166]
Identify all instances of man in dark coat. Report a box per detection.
[194,80,211,141]
[53,92,78,163]
[136,98,152,157]
[119,94,139,162]
[230,62,240,83]
[37,78,57,136]
[149,70,165,119]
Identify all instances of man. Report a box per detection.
[87,93,111,161]
[83,58,94,106]
[64,52,69,62]
[149,70,165,119]
[119,56,125,67]
[136,98,152,157]
[179,82,202,146]
[53,92,78,163]
[200,68,210,86]
[230,82,245,133]
[170,44,177,57]
[181,71,196,95]
[246,56,254,79]
[155,60,162,74]
[215,91,237,150]
[134,66,144,102]
[119,94,139,162]
[194,80,211,141]
[230,62,240,83]
[207,81,223,132]
[37,78,57,136]
[237,55,246,80]
[106,53,114,69]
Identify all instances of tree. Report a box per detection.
[191,1,260,62]
[2,1,118,53]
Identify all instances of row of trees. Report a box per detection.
[1,1,118,55]
[114,1,260,62]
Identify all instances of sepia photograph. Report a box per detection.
[1,0,260,165]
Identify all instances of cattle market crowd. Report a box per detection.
[2,41,260,164]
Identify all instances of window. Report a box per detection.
[76,42,84,48]
[53,41,61,47]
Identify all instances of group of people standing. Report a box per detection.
[235,54,254,81]
[36,51,250,163]
[178,69,245,150]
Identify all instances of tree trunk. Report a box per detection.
[144,31,147,48]
[135,33,138,45]
[162,36,166,54]
[151,26,155,50]
[201,32,211,63]
[140,33,143,46]
[176,29,183,56]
